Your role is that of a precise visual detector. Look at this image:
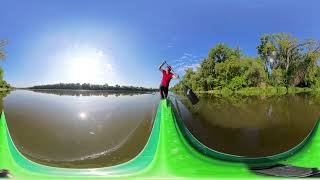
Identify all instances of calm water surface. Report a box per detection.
[4,90,159,168]
[174,93,320,157]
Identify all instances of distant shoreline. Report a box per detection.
[15,88,158,93]
[16,88,158,97]
[15,83,158,92]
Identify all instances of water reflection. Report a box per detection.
[0,90,11,111]
[4,90,159,168]
[79,112,87,119]
[174,93,320,157]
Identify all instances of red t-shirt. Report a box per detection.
[161,70,174,87]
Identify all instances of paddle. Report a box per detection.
[164,62,199,105]
[250,164,320,177]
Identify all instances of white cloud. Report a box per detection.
[180,55,188,59]
[171,52,204,75]
[183,53,193,56]
[175,63,200,73]
[186,63,200,70]
[166,36,178,49]
[103,63,113,72]
[167,43,174,48]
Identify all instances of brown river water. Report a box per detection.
[3,90,159,168]
[173,93,320,157]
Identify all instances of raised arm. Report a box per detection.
[158,61,166,72]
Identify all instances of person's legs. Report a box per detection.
[163,86,169,98]
[159,86,165,99]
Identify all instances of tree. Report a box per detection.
[0,40,8,60]
[198,58,215,90]
[243,57,268,87]
[182,68,196,87]
[228,76,247,90]
[199,58,215,78]
[208,43,241,63]
[172,33,320,92]
[257,33,320,86]
[0,40,6,80]
[0,40,11,89]
[214,57,267,88]
[271,68,285,86]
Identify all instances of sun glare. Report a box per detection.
[64,45,114,84]
[79,112,87,119]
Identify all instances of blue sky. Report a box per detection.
[0,0,319,88]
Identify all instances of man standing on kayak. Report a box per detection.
[158,61,179,99]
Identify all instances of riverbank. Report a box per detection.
[177,87,319,96]
[0,88,13,99]
[0,88,12,91]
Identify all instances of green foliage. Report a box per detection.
[0,67,11,89]
[173,33,320,96]
[0,66,3,80]
[208,43,241,63]
[220,88,233,96]
[0,40,11,90]
[277,87,288,94]
[243,57,268,87]
[209,88,233,96]
[0,80,11,89]
[227,76,247,90]
[0,40,7,60]
[271,68,285,86]
[312,77,320,89]
[214,58,244,84]
[257,33,320,86]
[287,87,312,94]
[236,87,287,96]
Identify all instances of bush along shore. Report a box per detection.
[174,87,317,97]
[197,87,316,96]
[172,33,320,96]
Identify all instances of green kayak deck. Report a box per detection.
[0,99,319,179]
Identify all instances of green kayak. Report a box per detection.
[171,99,320,165]
[0,99,319,179]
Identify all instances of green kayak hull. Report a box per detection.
[172,99,320,165]
[0,99,319,179]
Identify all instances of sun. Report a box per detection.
[64,46,114,84]
[69,55,100,83]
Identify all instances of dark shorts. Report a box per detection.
[159,85,169,99]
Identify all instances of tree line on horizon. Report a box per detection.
[29,83,157,91]
[172,33,320,92]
